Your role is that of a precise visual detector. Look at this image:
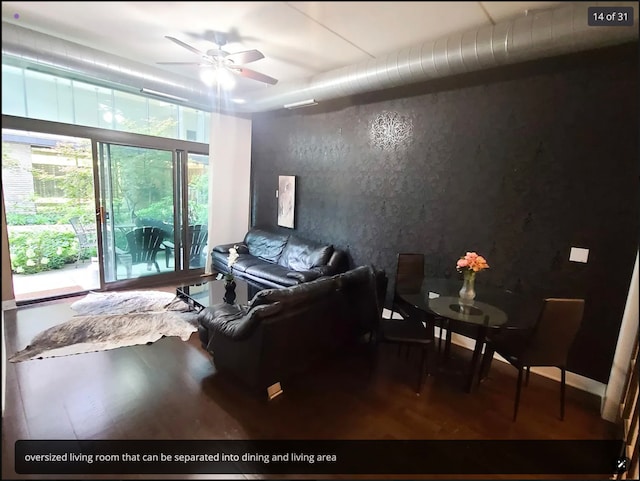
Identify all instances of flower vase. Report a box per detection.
[458,271,476,305]
[223,279,237,304]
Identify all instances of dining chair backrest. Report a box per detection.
[522,298,585,366]
[395,253,424,295]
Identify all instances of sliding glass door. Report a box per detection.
[186,153,209,270]
[96,142,209,285]
[97,143,175,282]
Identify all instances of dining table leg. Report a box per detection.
[466,324,488,393]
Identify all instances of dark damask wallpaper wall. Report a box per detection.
[250,43,639,383]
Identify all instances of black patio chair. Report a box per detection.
[162,224,208,268]
[185,224,208,268]
[123,226,165,273]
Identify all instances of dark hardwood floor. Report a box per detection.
[1,288,621,480]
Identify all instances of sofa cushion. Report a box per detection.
[244,229,289,263]
[231,254,268,273]
[278,235,334,271]
[244,263,299,287]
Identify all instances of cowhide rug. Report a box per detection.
[9,290,199,362]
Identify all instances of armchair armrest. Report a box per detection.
[309,265,334,277]
[325,250,349,274]
[198,302,282,342]
[212,242,249,254]
[286,270,321,283]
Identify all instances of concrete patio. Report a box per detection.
[11,252,176,302]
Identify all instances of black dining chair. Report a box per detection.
[391,253,447,353]
[478,298,585,421]
[376,253,436,395]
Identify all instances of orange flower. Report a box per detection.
[456,252,489,273]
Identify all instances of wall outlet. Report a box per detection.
[569,247,589,263]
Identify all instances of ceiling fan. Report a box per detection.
[158,31,278,89]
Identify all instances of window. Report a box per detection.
[2,62,210,142]
[32,163,66,198]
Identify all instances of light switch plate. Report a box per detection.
[569,247,589,263]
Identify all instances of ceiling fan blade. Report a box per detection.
[230,66,278,85]
[225,49,264,65]
[165,36,206,57]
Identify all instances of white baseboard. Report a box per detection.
[2,300,16,311]
[381,309,606,398]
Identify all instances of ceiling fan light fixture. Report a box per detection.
[199,67,217,87]
[199,66,236,90]
[217,68,236,91]
[161,34,277,88]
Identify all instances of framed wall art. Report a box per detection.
[277,175,296,228]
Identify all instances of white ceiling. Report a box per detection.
[1,1,565,98]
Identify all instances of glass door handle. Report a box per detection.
[96,207,109,222]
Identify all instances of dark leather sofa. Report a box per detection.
[211,228,349,288]
[198,265,387,396]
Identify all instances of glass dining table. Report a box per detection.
[397,277,543,393]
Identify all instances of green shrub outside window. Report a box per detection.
[8,230,92,274]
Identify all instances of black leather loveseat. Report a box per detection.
[198,265,387,396]
[211,228,349,288]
